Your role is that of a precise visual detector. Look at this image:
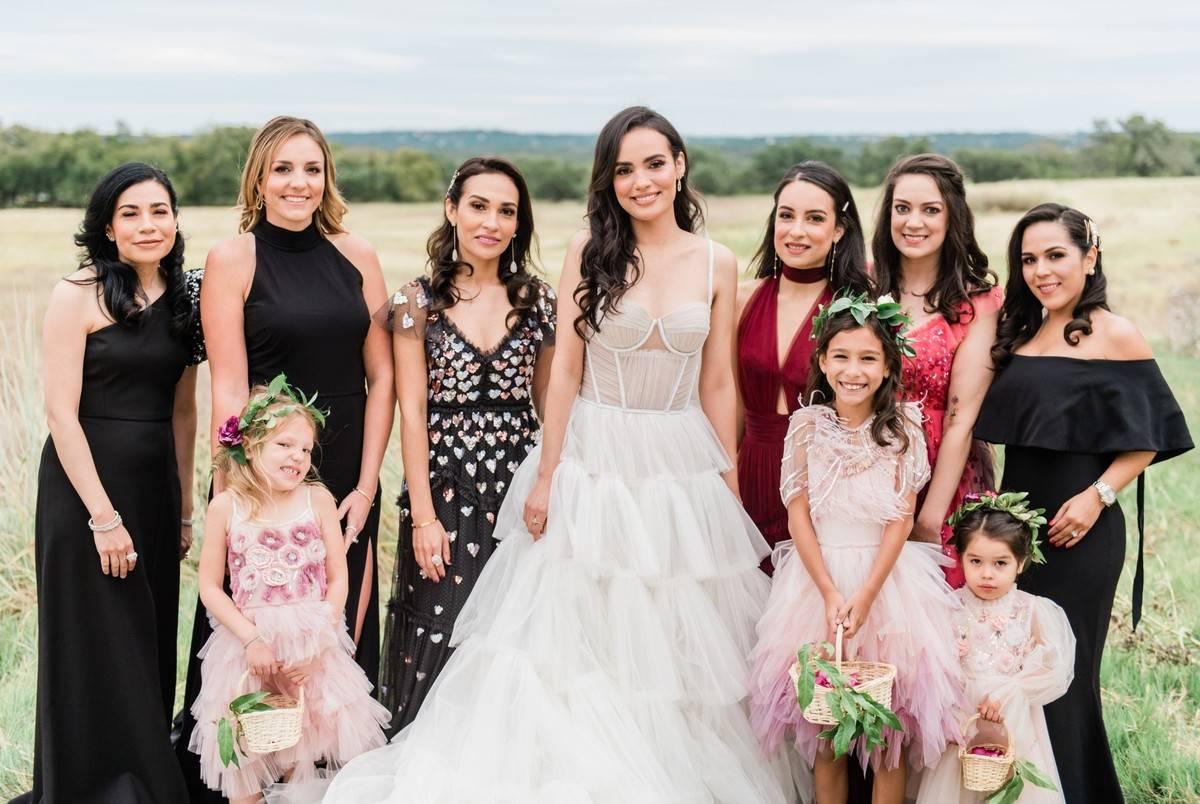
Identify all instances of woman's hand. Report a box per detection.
[1047,487,1105,548]
[838,588,877,639]
[977,695,1005,724]
[338,486,375,550]
[245,638,278,679]
[909,511,943,544]
[94,523,135,579]
[822,589,846,644]
[523,475,551,540]
[179,523,193,561]
[413,518,452,582]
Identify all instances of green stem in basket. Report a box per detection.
[217,690,277,768]
[984,759,1058,804]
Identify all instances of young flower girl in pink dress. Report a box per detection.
[917,493,1075,803]
[190,378,389,802]
[748,294,964,803]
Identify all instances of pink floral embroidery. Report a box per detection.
[290,521,320,546]
[280,545,305,570]
[258,529,285,550]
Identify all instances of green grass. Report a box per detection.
[0,179,1198,800]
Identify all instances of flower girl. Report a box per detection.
[190,376,389,802]
[748,293,964,803]
[917,492,1075,803]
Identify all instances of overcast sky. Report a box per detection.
[3,1,1198,137]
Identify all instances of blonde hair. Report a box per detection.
[236,115,348,235]
[216,388,324,516]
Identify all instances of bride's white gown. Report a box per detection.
[325,244,791,803]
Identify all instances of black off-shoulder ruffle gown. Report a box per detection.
[975,355,1192,804]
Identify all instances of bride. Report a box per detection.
[324,106,791,803]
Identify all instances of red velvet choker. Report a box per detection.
[781,265,827,284]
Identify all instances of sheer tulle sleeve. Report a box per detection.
[895,402,931,498]
[373,278,430,340]
[536,279,557,348]
[780,407,818,507]
[994,594,1076,708]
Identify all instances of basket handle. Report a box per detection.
[962,712,1013,755]
[235,669,306,707]
[834,623,845,666]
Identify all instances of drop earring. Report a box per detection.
[509,241,518,274]
[828,240,838,279]
[451,223,458,262]
[676,175,682,192]
[773,254,779,279]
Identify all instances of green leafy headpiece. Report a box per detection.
[216,373,328,466]
[811,292,917,358]
[947,491,1048,565]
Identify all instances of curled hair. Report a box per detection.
[426,156,542,328]
[749,161,872,295]
[872,154,996,323]
[992,203,1108,367]
[575,106,704,338]
[215,387,324,517]
[237,116,348,236]
[805,312,909,452]
[71,162,193,340]
[951,508,1034,566]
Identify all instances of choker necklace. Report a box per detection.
[781,265,827,284]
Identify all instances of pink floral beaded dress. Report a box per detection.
[189,488,390,800]
[901,286,1003,586]
[917,586,1075,803]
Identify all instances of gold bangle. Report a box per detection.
[412,518,438,530]
[352,486,375,506]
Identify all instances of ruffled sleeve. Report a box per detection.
[992,593,1076,708]
[896,402,931,498]
[183,268,206,366]
[535,279,557,348]
[373,277,431,340]
[779,406,819,507]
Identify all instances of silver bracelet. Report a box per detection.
[87,511,122,532]
[181,517,194,527]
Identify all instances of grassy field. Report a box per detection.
[1,177,1198,800]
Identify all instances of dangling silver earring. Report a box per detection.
[676,176,682,192]
[828,240,838,278]
[509,241,518,274]
[451,223,458,262]
[773,254,779,279]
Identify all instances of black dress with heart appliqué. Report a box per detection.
[375,275,555,733]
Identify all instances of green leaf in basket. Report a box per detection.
[1015,759,1058,791]
[833,717,855,758]
[794,646,816,711]
[230,690,271,715]
[217,717,238,768]
[817,726,837,742]
[985,775,1024,804]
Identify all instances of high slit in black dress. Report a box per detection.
[975,355,1192,803]
[20,278,202,804]
[174,220,381,801]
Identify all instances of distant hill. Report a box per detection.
[328,129,1090,161]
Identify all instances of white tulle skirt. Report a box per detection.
[324,398,794,803]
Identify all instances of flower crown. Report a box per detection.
[217,373,328,466]
[947,491,1048,565]
[811,292,917,358]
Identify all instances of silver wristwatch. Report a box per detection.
[1092,479,1117,507]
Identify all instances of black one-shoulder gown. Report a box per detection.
[975,355,1192,804]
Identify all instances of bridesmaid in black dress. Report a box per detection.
[377,157,555,732]
[174,117,393,800]
[975,203,1192,803]
[20,163,202,802]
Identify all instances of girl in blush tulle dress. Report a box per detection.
[190,380,389,802]
[748,294,964,803]
[917,496,1074,803]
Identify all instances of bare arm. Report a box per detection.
[201,236,255,489]
[913,301,999,541]
[314,486,350,617]
[532,346,555,419]
[172,366,199,558]
[842,490,917,638]
[732,279,759,448]
[197,493,258,644]
[699,243,741,495]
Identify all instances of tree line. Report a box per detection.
[0,114,1196,208]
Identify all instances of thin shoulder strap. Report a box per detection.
[706,239,715,305]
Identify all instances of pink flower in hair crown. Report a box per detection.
[217,416,243,447]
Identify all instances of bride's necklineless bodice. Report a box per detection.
[580,240,714,412]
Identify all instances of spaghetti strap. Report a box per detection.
[706,239,715,305]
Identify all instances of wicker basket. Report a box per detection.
[959,713,1014,792]
[789,624,896,726]
[234,671,305,755]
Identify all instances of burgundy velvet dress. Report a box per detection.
[900,285,1002,587]
[736,277,832,573]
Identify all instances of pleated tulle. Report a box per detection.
[189,601,389,799]
[325,399,793,803]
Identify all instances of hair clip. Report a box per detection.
[841,200,849,213]
[445,169,461,198]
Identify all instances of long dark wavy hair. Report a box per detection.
[574,106,704,338]
[992,202,1107,367]
[749,161,872,295]
[71,162,192,339]
[805,312,910,451]
[872,154,996,324]
[426,156,541,328]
